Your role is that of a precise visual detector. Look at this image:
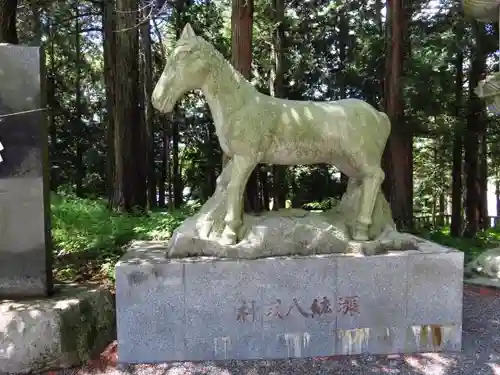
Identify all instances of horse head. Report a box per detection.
[152,23,210,113]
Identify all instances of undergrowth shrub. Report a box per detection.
[51,192,187,283]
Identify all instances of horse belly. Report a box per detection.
[263,103,381,168]
[264,133,366,180]
[264,138,337,165]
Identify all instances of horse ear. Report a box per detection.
[180,23,196,40]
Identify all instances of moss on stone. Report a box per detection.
[59,287,115,363]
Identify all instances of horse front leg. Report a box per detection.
[197,158,234,238]
[220,155,257,246]
[353,166,385,241]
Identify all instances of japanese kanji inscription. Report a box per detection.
[236,296,360,322]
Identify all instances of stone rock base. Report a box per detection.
[465,247,500,289]
[115,238,464,363]
[0,284,115,373]
[167,156,397,258]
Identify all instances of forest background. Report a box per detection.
[0,0,493,283]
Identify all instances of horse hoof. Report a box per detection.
[352,231,369,242]
[219,228,237,245]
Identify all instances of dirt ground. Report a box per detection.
[47,285,500,375]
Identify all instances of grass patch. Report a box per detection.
[419,226,500,264]
[302,198,339,211]
[51,193,189,284]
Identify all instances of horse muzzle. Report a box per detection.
[151,92,174,114]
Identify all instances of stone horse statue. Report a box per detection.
[152,24,391,246]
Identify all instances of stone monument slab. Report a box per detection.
[0,44,52,297]
[116,237,464,363]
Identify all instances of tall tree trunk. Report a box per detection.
[231,0,260,212]
[451,130,463,236]
[382,0,413,231]
[464,21,486,237]
[204,0,219,197]
[47,17,57,190]
[112,0,147,212]
[141,3,157,209]
[171,116,182,208]
[451,15,464,237]
[102,0,116,207]
[158,122,168,208]
[270,0,287,210]
[158,175,165,208]
[496,174,500,220]
[171,0,190,209]
[479,133,488,229]
[74,1,84,197]
[0,0,17,43]
[375,0,384,32]
[166,123,172,209]
[431,140,438,226]
[438,192,445,225]
[374,0,384,106]
[152,13,169,210]
[437,138,445,226]
[338,5,349,190]
[261,169,270,210]
[28,0,41,45]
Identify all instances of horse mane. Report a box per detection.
[195,37,254,94]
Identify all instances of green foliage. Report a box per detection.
[413,136,451,216]
[17,0,479,215]
[51,189,500,285]
[52,192,187,283]
[420,227,500,264]
[302,198,339,211]
[13,0,500,280]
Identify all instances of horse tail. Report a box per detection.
[377,111,392,140]
[375,111,391,143]
[371,110,392,156]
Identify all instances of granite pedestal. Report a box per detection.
[115,237,464,363]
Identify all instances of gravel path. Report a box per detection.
[49,285,500,375]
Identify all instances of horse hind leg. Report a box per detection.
[353,166,385,241]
